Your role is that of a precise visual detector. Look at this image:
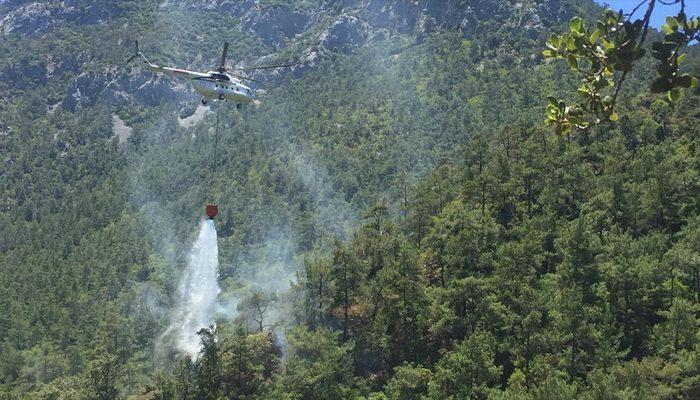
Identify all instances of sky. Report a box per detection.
[594,0,700,28]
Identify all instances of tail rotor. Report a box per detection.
[126,40,141,63]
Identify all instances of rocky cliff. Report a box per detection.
[1,0,573,112]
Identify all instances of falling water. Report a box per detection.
[163,219,221,355]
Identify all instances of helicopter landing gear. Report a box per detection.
[236,103,243,109]
[219,93,225,100]
[201,98,208,106]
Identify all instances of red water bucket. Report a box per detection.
[205,204,218,219]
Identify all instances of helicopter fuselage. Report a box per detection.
[191,72,254,104]
[127,40,291,107]
[143,63,254,105]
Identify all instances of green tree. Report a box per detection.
[383,363,431,400]
[421,199,500,287]
[330,243,362,341]
[425,332,501,400]
[269,327,362,400]
[85,353,123,400]
[195,327,220,399]
[219,324,279,398]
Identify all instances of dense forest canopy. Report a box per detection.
[0,0,698,399]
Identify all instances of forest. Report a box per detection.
[0,0,698,399]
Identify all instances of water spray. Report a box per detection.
[161,219,221,355]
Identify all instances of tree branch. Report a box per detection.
[611,0,656,108]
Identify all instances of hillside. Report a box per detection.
[1,0,699,399]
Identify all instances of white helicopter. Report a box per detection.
[126,41,293,108]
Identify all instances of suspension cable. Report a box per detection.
[208,101,221,198]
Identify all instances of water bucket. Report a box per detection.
[205,204,218,219]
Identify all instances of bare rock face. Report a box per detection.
[62,72,115,111]
[415,14,437,41]
[0,0,574,113]
[159,0,255,17]
[0,1,126,37]
[359,0,483,34]
[242,5,311,48]
[111,114,132,145]
[0,2,53,36]
[62,71,187,111]
[161,1,311,47]
[46,54,82,78]
[356,0,560,40]
[319,15,368,54]
[362,0,421,34]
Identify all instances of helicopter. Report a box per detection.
[126,40,294,109]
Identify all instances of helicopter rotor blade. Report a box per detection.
[236,62,297,71]
[218,42,229,71]
[229,73,263,84]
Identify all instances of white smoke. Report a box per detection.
[161,219,221,355]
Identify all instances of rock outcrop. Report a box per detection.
[1,0,572,111]
[0,1,126,37]
[242,5,311,48]
[319,15,368,53]
[62,70,191,111]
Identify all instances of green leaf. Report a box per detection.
[542,50,554,57]
[570,17,583,34]
[548,34,560,48]
[656,62,675,78]
[561,34,576,51]
[651,77,673,93]
[690,18,699,30]
[609,112,619,121]
[590,28,602,43]
[547,97,558,107]
[674,74,697,88]
[665,32,686,44]
[665,16,678,28]
[567,54,579,69]
[668,88,680,101]
[601,39,615,50]
[651,42,675,60]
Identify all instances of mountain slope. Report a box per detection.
[1,0,698,398]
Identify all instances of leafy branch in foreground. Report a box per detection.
[543,0,699,134]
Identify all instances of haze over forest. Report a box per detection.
[0,0,698,399]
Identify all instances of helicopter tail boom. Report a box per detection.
[126,40,156,68]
